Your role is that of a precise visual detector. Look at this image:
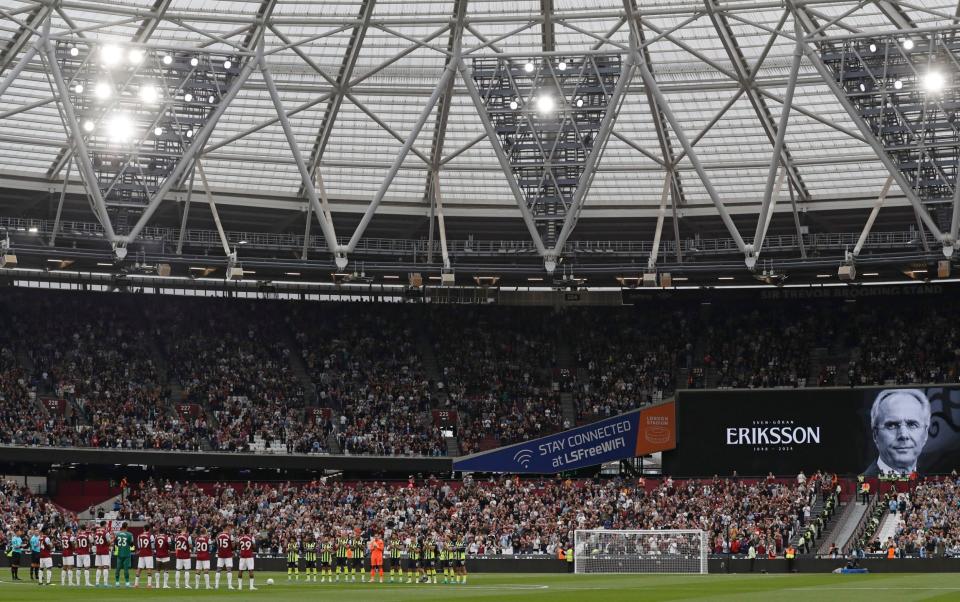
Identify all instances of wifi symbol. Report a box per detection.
[513,449,535,468]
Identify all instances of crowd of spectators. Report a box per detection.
[0,480,77,551]
[0,289,958,456]
[883,475,960,557]
[155,298,309,453]
[102,473,825,556]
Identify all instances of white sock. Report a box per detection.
[61,570,66,585]
[227,573,233,587]
[194,573,199,589]
[238,575,243,590]
[95,568,101,585]
[47,570,52,584]
[215,573,220,589]
[85,569,91,585]
[204,573,210,588]
[250,577,255,588]
[135,576,139,586]
[175,571,180,587]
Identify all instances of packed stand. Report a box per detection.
[155,298,309,453]
[290,305,434,455]
[565,307,689,423]
[110,472,825,558]
[884,475,960,557]
[0,291,202,450]
[426,307,563,452]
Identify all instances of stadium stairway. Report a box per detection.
[415,333,449,406]
[826,499,871,553]
[874,508,901,546]
[326,427,341,454]
[445,435,460,456]
[280,326,319,405]
[789,495,826,554]
[555,337,577,427]
[813,497,854,556]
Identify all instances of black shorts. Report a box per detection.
[31,552,40,564]
[321,560,331,568]
[10,552,20,567]
[351,557,362,567]
[287,561,298,569]
[453,560,464,568]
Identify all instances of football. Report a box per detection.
[266,578,275,585]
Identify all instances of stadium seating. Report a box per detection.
[0,290,958,456]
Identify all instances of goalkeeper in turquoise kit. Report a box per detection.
[113,522,135,588]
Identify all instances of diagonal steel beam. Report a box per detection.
[121,49,259,244]
[460,60,548,258]
[552,52,637,256]
[753,27,803,261]
[624,1,746,255]
[46,0,175,179]
[792,5,944,244]
[43,37,116,241]
[260,55,341,261]
[0,2,49,75]
[704,0,811,202]
[299,0,377,198]
[627,0,687,210]
[422,0,468,208]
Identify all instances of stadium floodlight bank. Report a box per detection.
[574,529,707,574]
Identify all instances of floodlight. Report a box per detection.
[154,126,163,136]
[524,61,534,73]
[184,92,193,103]
[162,54,173,65]
[509,100,518,110]
[128,49,144,64]
[223,60,232,69]
[902,38,914,50]
[139,84,158,103]
[190,57,199,67]
[924,70,946,93]
[893,79,903,90]
[94,81,112,99]
[82,120,95,133]
[107,113,134,142]
[74,83,84,94]
[101,44,122,67]
[536,95,554,114]
[69,46,79,57]
[558,61,567,71]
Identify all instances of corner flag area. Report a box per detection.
[2,572,960,601]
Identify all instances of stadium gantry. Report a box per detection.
[0,0,957,289]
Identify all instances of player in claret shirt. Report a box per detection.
[75,526,93,586]
[133,523,154,588]
[214,525,235,590]
[153,529,171,589]
[58,528,76,586]
[235,527,256,591]
[93,521,112,587]
[174,528,192,589]
[37,527,54,586]
[194,528,212,590]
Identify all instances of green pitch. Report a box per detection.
[2,571,959,601]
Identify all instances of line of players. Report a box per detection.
[19,521,257,590]
[17,522,469,589]
[283,530,469,584]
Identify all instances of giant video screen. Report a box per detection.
[662,386,960,477]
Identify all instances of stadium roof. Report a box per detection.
[0,0,957,285]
